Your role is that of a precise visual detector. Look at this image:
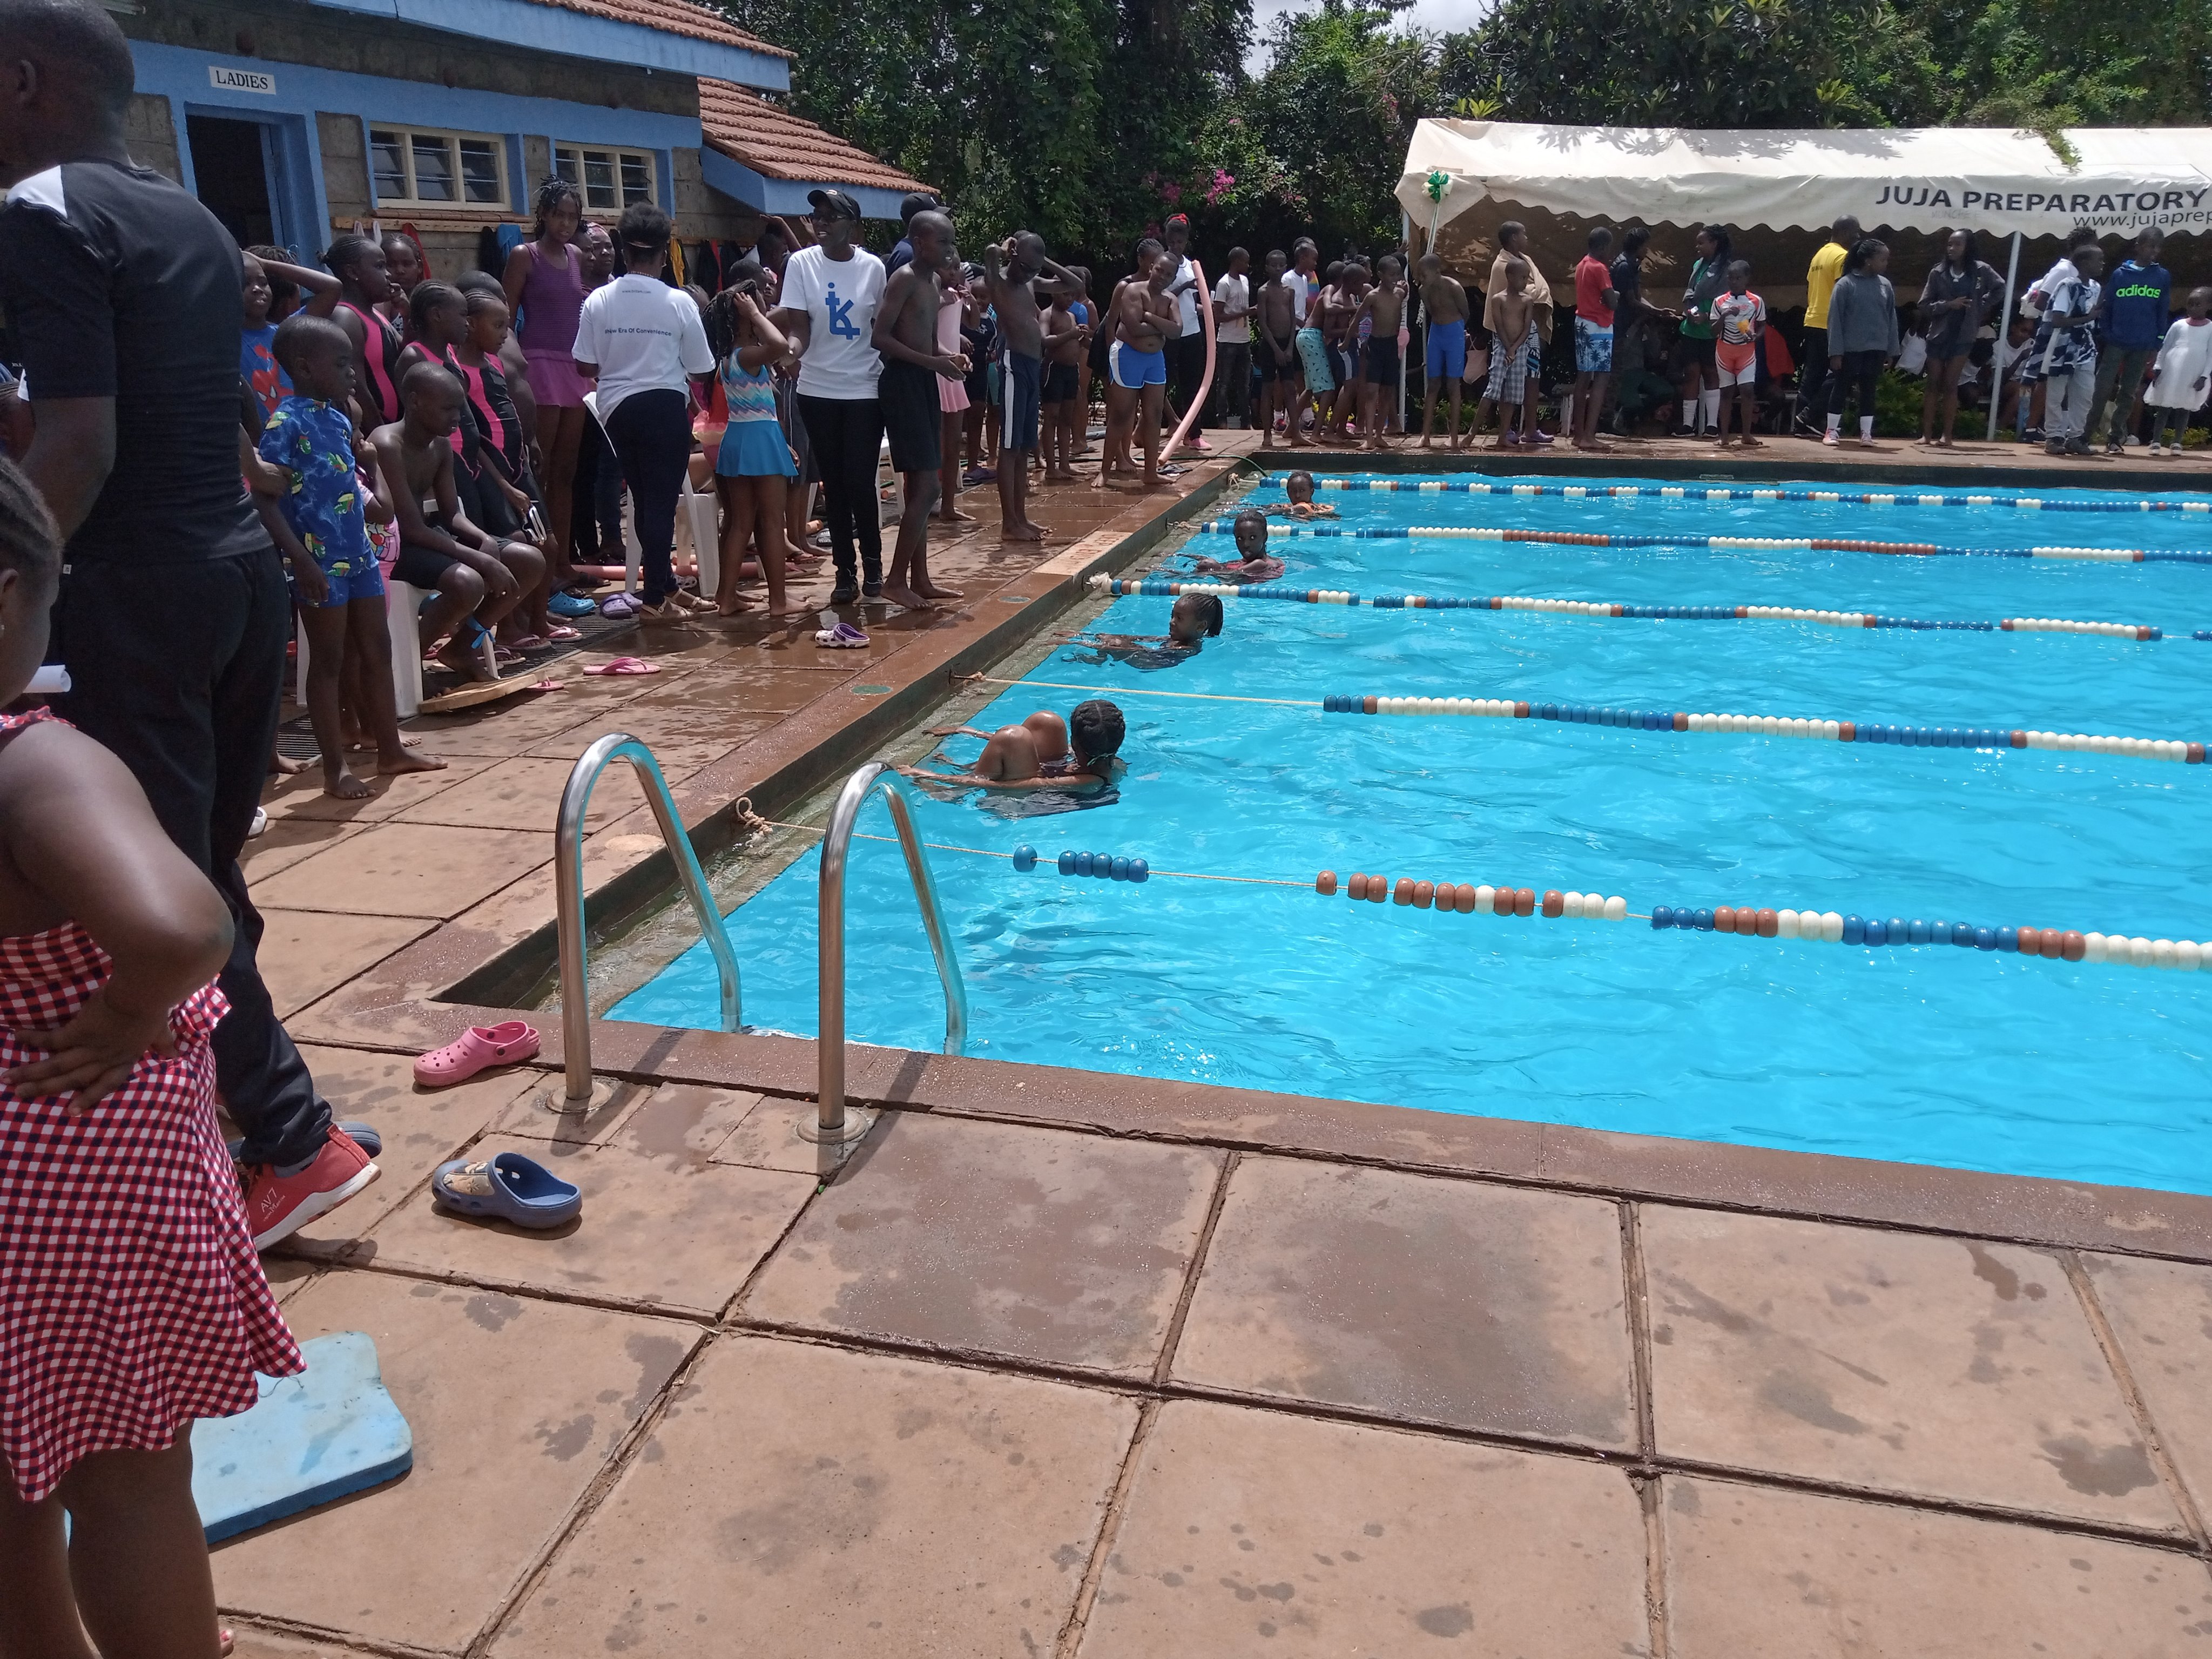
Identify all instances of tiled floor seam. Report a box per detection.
[1054,1397,1165,1659]
[459,1321,723,1659]
[217,1610,451,1659]
[718,1131,847,1321]
[2059,1249,2212,1555]
[1621,1202,1672,1658]
[1149,1148,1240,1387]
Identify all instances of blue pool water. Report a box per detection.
[613,475,2212,1195]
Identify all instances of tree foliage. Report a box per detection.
[715,0,2212,274]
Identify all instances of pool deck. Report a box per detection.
[227,429,2212,1658]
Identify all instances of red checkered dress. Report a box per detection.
[0,711,301,1502]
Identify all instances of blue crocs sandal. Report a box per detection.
[429,1152,581,1229]
[548,591,596,618]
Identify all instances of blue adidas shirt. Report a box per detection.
[2104,259,2172,351]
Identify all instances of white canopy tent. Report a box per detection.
[1395,120,2212,246]
[1395,120,2212,438]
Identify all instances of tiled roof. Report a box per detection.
[530,0,794,59]
[699,79,932,194]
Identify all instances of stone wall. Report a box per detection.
[674,149,764,244]
[126,93,182,181]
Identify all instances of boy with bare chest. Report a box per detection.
[982,231,1081,541]
[871,209,968,608]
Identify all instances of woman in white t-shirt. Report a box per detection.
[1211,249,1253,428]
[770,188,887,605]
[571,201,715,618]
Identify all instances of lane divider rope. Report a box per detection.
[1189,520,2204,564]
[963,673,2206,764]
[1270,475,2212,517]
[735,813,2201,970]
[1094,575,2163,639]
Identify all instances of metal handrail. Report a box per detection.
[555,732,741,1106]
[815,761,969,1141]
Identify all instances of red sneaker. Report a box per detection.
[241,1128,380,1250]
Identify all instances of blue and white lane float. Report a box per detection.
[1187,521,2209,564]
[1267,475,2212,518]
[1003,844,2206,972]
[1091,575,2166,640]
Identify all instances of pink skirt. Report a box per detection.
[525,348,592,409]
[939,374,969,414]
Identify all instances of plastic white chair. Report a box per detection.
[294,578,430,719]
[677,470,719,598]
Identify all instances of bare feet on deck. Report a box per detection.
[880,582,934,611]
[322,767,372,800]
[915,581,964,600]
[379,749,447,777]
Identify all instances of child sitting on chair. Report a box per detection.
[1189,509,1285,583]
[260,315,445,797]
[370,361,545,682]
[908,699,1126,791]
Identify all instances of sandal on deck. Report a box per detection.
[413,1021,539,1088]
[430,1152,581,1229]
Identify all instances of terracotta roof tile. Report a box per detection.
[527,0,793,59]
[699,79,932,195]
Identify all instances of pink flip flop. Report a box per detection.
[582,656,660,676]
[413,1021,540,1088]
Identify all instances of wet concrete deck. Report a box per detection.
[226,430,2212,1657]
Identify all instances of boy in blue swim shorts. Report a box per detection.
[1417,252,1471,449]
[1101,245,1178,487]
[260,314,444,798]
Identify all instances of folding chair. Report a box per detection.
[294,578,435,719]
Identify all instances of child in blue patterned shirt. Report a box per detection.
[259,314,445,798]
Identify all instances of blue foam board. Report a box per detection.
[191,1330,412,1542]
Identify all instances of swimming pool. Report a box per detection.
[613,473,2212,1197]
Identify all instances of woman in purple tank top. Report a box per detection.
[502,178,590,584]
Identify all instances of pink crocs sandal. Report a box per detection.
[413,1021,539,1089]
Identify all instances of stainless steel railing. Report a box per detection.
[554,733,741,1107]
[814,761,968,1142]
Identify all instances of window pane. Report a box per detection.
[620,153,651,205]
[583,150,616,210]
[410,134,454,203]
[369,130,408,202]
[458,139,501,204]
[554,146,581,188]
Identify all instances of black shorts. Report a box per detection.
[1257,336,1297,382]
[1672,332,1718,376]
[392,542,460,590]
[1043,360,1081,404]
[1363,336,1400,388]
[880,357,942,475]
[1001,350,1042,453]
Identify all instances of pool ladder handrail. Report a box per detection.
[555,732,741,1107]
[815,761,969,1142]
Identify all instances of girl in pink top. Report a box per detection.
[502,178,590,582]
[935,254,975,525]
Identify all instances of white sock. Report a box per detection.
[1825,413,1842,436]
[1859,416,1874,440]
[1681,400,1695,430]
[1701,390,1721,430]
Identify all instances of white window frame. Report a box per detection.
[367,124,509,211]
[553,142,658,213]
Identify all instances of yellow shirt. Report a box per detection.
[1804,241,1849,329]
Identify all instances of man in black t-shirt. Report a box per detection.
[1606,228,1674,434]
[0,0,377,1247]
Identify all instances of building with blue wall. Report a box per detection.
[107,0,927,275]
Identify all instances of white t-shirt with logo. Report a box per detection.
[1212,273,1251,344]
[781,244,886,400]
[571,274,713,419]
[1171,255,1202,336]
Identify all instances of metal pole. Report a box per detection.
[814,761,970,1139]
[1987,230,2022,442]
[555,733,741,1106]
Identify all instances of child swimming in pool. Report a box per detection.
[1255,470,1337,519]
[907,699,1125,791]
[1188,509,1284,583]
[1060,591,1222,670]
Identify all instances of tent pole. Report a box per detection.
[1987,231,2022,442]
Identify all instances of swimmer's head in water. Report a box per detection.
[1284,470,1316,504]
[1022,710,1069,763]
[1070,699,1125,765]
[1232,509,1268,561]
[1170,592,1223,643]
